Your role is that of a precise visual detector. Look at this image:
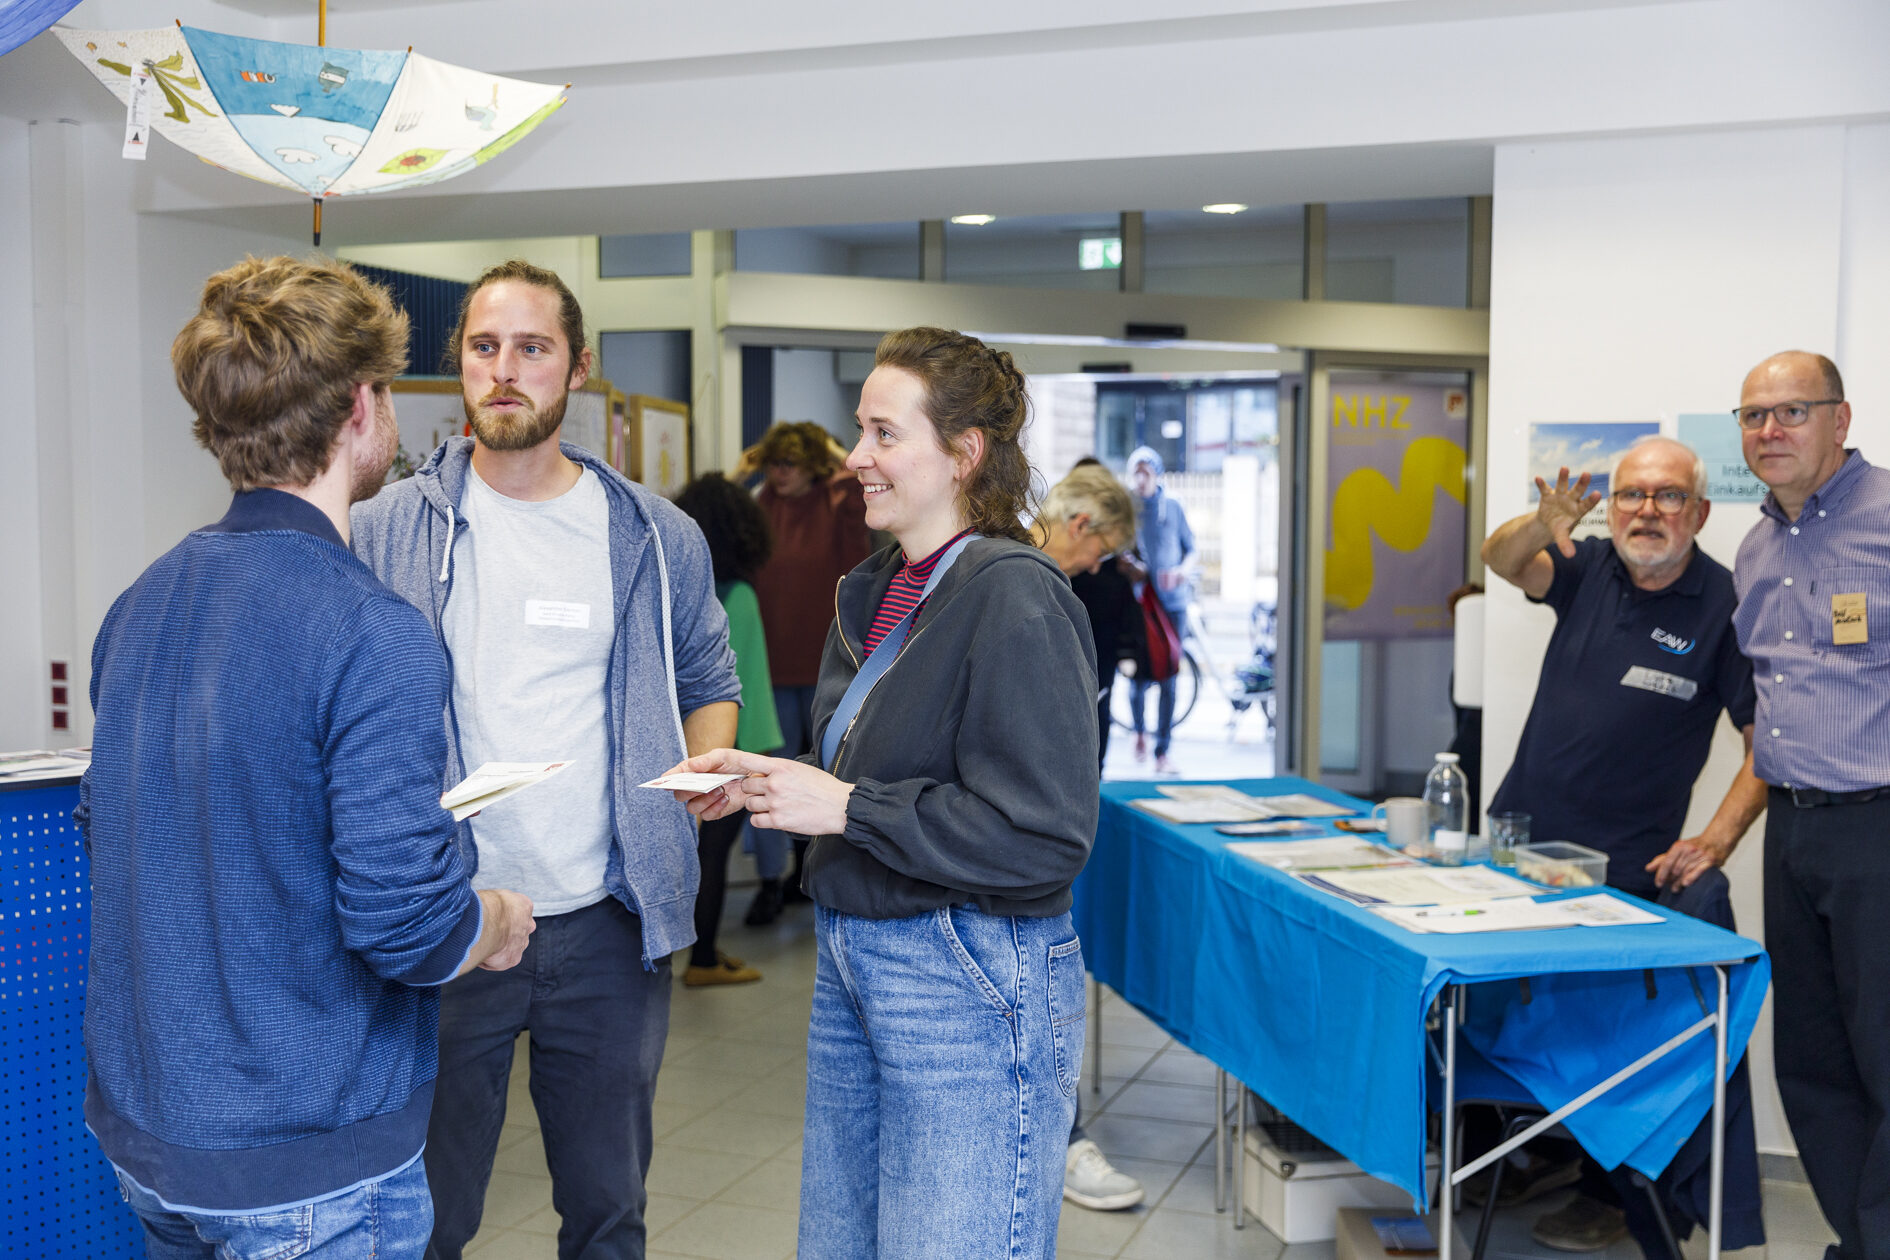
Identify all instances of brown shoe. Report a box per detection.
[1531,1195,1627,1252]
[683,953,762,987]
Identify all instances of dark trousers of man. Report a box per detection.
[1766,788,1890,1260]
[424,896,671,1260]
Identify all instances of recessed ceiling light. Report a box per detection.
[1202,203,1249,215]
[950,214,996,226]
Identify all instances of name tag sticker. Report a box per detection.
[525,600,591,629]
[1621,665,1698,701]
[1833,592,1868,645]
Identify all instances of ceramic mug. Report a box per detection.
[1372,796,1429,852]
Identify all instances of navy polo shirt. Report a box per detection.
[1490,537,1756,897]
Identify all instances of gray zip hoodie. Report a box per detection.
[350,437,741,963]
[802,537,1100,919]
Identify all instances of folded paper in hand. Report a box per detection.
[441,760,574,822]
[639,772,745,793]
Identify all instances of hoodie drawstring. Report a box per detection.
[651,522,687,758]
[438,511,455,583]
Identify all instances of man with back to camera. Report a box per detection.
[1480,434,1767,1250]
[1731,351,1890,1260]
[351,259,740,1259]
[80,255,535,1259]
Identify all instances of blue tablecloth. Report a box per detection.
[1071,777,1770,1209]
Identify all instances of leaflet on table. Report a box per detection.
[1372,892,1664,934]
[1134,784,1359,824]
[1228,837,1417,871]
[1295,864,1542,906]
[440,760,574,822]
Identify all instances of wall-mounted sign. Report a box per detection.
[1527,421,1661,539]
[1078,236,1122,270]
[1677,413,1766,503]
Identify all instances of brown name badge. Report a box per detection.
[1833,592,1869,646]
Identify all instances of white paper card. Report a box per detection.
[440,759,573,822]
[525,600,591,629]
[639,772,745,793]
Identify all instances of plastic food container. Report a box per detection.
[1513,840,1608,889]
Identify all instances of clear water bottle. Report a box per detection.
[1424,752,1470,866]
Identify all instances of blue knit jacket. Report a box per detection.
[78,491,484,1213]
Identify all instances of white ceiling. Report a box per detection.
[5,0,1885,249]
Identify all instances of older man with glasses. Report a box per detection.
[1731,351,1890,1259]
[1475,433,1766,1250]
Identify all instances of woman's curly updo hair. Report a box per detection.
[673,472,773,585]
[754,420,843,480]
[872,327,1037,543]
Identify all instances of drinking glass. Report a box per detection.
[1488,812,1530,867]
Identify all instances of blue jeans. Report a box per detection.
[117,1154,432,1259]
[423,897,671,1260]
[1128,674,1178,757]
[800,905,1084,1258]
[752,684,818,878]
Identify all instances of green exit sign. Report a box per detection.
[1079,236,1122,270]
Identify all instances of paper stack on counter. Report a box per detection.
[1229,837,1416,872]
[1373,892,1665,934]
[1297,864,1543,906]
[1133,784,1360,825]
[441,760,574,822]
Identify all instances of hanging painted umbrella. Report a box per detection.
[54,18,566,244]
[1,0,82,59]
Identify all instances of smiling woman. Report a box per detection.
[668,326,1102,1258]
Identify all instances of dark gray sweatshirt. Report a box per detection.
[801,537,1100,919]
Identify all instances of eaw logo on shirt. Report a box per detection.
[1651,628,1695,655]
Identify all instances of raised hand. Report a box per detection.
[1533,467,1601,558]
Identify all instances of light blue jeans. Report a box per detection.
[800,904,1085,1259]
[116,1153,432,1259]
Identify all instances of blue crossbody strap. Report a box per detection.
[820,534,980,772]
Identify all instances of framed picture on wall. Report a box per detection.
[628,395,691,496]
[387,378,466,470]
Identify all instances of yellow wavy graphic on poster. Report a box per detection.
[1326,436,1466,611]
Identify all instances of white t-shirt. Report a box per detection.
[443,464,615,914]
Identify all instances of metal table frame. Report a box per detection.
[1161,960,1743,1258]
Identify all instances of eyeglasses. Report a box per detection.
[1610,488,1694,515]
[1732,399,1842,430]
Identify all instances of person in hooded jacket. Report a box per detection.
[669,326,1100,1259]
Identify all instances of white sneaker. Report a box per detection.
[1063,1138,1145,1210]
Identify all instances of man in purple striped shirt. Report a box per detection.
[1731,350,1890,1260]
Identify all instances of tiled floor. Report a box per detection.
[461,900,1837,1260]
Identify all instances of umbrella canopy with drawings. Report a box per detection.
[53,22,566,244]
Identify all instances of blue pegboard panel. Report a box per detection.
[2,782,146,1258]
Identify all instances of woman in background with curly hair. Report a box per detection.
[669,328,1099,1258]
[671,473,784,986]
[735,420,872,922]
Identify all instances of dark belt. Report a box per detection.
[1774,785,1890,808]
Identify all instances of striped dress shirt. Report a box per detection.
[1733,449,1890,791]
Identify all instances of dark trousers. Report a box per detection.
[1766,789,1890,1260]
[692,813,743,968]
[424,896,672,1260]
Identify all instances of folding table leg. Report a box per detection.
[1234,1078,1247,1229]
[1089,974,1102,1094]
[1710,965,1728,1260]
[1215,1068,1227,1213]
[1440,985,1458,1260]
